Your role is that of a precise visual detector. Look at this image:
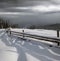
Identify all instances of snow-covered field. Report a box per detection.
[0,29,60,61]
[11,28,60,38]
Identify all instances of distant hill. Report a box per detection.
[38,23,60,30]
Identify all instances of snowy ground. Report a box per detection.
[11,28,60,38]
[0,29,60,61]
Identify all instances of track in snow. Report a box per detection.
[0,30,60,61]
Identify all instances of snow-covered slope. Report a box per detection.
[0,29,60,61]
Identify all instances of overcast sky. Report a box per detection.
[0,0,60,27]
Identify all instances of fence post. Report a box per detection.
[10,30,11,35]
[57,30,59,37]
[22,30,24,38]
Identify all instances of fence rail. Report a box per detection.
[7,30,60,46]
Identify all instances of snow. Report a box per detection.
[0,31,18,61]
[11,28,60,38]
[0,29,60,61]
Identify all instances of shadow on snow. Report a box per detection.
[0,30,60,61]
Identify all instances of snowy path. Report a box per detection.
[0,30,60,61]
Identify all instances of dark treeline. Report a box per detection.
[0,18,9,28]
[0,18,18,28]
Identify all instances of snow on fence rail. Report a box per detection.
[6,29,60,46]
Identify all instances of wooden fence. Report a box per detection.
[7,30,60,46]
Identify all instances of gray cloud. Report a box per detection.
[0,0,60,27]
[0,0,59,7]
